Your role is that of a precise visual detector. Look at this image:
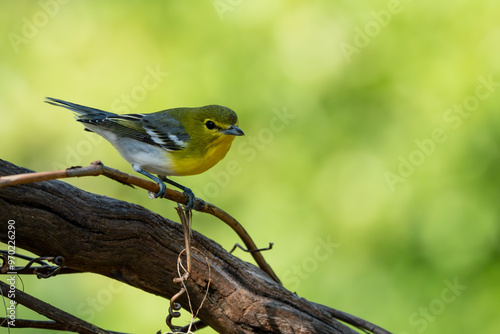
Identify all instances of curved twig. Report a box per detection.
[0,252,79,277]
[0,161,281,284]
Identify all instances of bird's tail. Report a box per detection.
[45,97,116,121]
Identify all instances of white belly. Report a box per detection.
[88,126,176,175]
[116,138,175,175]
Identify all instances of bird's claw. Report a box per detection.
[148,182,167,199]
[183,189,196,211]
[144,176,195,210]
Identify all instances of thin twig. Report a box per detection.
[173,205,192,284]
[190,249,211,322]
[0,281,128,334]
[168,208,211,333]
[0,161,281,284]
[168,248,212,334]
[167,206,193,332]
[313,302,393,334]
[0,252,80,276]
[176,320,207,333]
[0,318,126,333]
[229,242,274,254]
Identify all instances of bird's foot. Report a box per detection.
[182,188,196,211]
[148,181,167,199]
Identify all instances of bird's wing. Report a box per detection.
[100,113,187,151]
[46,98,188,151]
[46,97,146,141]
[139,112,190,151]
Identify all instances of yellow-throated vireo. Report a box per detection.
[46,97,244,209]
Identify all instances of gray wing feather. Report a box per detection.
[47,97,188,151]
[141,113,189,151]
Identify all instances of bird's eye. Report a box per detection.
[205,120,216,130]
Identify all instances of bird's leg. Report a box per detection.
[159,176,196,210]
[132,165,167,199]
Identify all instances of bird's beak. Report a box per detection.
[222,124,244,136]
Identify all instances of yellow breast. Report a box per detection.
[171,135,236,176]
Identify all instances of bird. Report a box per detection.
[46,97,244,209]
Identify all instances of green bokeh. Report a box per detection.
[1,1,500,333]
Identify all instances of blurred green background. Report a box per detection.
[1,1,499,333]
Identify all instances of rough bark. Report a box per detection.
[0,159,361,334]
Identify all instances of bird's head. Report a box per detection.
[187,105,244,148]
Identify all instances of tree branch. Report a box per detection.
[0,281,124,333]
[0,160,280,285]
[0,159,392,334]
